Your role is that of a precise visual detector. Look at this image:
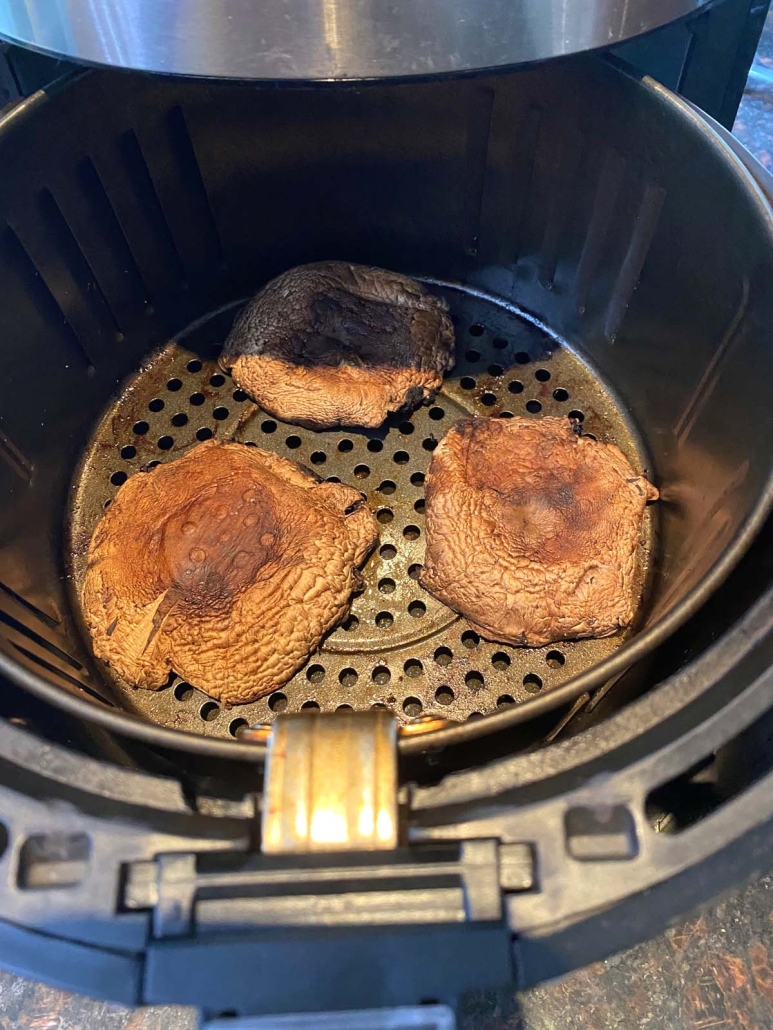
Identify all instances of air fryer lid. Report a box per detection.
[0,0,714,80]
[1,58,773,760]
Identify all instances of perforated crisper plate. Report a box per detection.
[67,282,655,738]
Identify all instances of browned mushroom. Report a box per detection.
[220,262,455,429]
[82,440,378,705]
[419,416,658,646]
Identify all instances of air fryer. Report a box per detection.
[0,1,772,1021]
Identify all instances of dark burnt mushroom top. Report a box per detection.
[221,261,455,429]
[221,261,454,372]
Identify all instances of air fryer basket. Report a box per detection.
[1,58,773,757]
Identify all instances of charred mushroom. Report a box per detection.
[220,261,455,429]
[420,416,658,646]
[82,440,378,705]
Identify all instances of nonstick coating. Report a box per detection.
[1,59,773,758]
[66,285,655,738]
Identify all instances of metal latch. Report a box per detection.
[123,708,535,937]
[261,710,398,854]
